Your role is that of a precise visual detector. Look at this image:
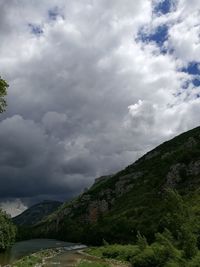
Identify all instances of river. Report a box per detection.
[0,239,80,266]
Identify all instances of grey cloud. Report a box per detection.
[61,156,97,175]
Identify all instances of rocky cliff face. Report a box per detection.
[33,126,200,244]
[43,171,144,228]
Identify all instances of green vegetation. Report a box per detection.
[12,249,59,267]
[87,190,200,267]
[87,240,200,267]
[12,254,42,267]
[0,206,17,251]
[0,76,8,113]
[87,244,139,262]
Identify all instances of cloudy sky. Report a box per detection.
[1,0,200,216]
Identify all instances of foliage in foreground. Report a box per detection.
[0,209,17,251]
[87,189,200,267]
[88,244,139,262]
[12,249,58,267]
[88,242,200,267]
[12,255,41,267]
[0,76,8,113]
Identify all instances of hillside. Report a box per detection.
[13,200,62,226]
[32,126,200,244]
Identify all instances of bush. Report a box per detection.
[137,231,148,250]
[188,252,200,267]
[88,244,139,262]
[102,245,139,261]
[180,225,198,259]
[131,245,162,267]
[131,236,183,267]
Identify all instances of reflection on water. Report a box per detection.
[0,239,75,266]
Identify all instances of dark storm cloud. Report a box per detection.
[0,115,66,197]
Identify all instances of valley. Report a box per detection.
[2,126,200,266]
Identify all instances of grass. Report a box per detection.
[12,248,60,267]
[12,255,41,267]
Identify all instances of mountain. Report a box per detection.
[13,200,62,226]
[32,126,200,245]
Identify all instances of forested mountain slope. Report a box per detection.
[32,126,200,245]
[13,200,62,226]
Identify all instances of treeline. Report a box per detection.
[0,209,17,251]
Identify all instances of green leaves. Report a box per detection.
[0,209,17,251]
[0,76,8,113]
[137,231,148,250]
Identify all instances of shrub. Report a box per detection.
[131,236,183,267]
[102,244,139,262]
[131,245,162,267]
[88,244,139,262]
[188,252,200,267]
[102,239,109,246]
[137,231,148,250]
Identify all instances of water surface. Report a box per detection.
[0,239,76,266]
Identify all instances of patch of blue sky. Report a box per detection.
[181,62,200,87]
[154,0,178,16]
[182,62,200,75]
[28,23,43,36]
[192,79,200,87]
[154,0,172,15]
[137,24,169,53]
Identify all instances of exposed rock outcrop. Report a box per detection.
[166,163,186,188]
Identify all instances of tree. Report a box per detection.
[0,210,17,251]
[0,77,16,250]
[137,231,148,250]
[0,76,8,113]
[162,189,198,259]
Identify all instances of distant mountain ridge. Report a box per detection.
[27,126,200,245]
[13,200,62,226]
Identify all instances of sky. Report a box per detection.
[1,0,200,217]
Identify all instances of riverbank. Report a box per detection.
[9,248,62,267]
[44,249,131,267]
[8,248,131,267]
[0,239,81,266]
